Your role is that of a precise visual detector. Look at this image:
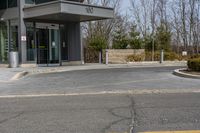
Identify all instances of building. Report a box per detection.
[0,0,113,66]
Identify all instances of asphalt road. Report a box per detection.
[0,93,200,133]
[0,66,200,95]
[0,66,200,132]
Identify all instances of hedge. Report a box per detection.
[126,54,145,62]
[187,58,200,72]
[145,51,182,61]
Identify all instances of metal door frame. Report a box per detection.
[36,23,61,67]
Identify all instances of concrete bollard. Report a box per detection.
[106,49,109,65]
[99,51,102,64]
[160,49,164,64]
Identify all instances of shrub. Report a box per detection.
[187,58,200,72]
[164,52,180,61]
[126,54,145,62]
[145,51,160,61]
[190,54,200,59]
[89,35,107,52]
[145,51,184,61]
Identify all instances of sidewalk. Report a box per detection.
[0,68,25,82]
[0,61,187,82]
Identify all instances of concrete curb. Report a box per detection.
[173,68,200,79]
[11,71,29,81]
[29,64,186,75]
[28,61,187,75]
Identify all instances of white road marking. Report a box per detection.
[0,89,200,99]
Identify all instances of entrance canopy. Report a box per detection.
[23,0,114,22]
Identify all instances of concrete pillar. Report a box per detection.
[80,22,84,65]
[68,22,81,62]
[18,0,27,64]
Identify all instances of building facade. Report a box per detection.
[0,0,113,66]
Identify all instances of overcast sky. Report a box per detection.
[121,1,131,14]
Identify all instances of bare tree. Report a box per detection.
[171,1,182,53]
[83,0,122,48]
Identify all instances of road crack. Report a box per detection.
[102,95,138,133]
[102,106,131,133]
[0,112,24,124]
[128,95,138,133]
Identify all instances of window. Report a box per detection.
[26,23,35,61]
[35,0,56,4]
[8,0,17,8]
[0,0,17,9]
[0,1,7,9]
[25,0,35,4]
[0,22,8,63]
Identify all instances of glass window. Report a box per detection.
[8,0,17,8]
[26,23,35,61]
[35,0,56,4]
[0,0,7,10]
[25,0,35,4]
[0,22,8,63]
[10,25,18,51]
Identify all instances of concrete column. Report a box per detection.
[68,22,81,62]
[80,22,84,65]
[18,0,27,64]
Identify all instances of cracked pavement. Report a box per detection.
[1,93,200,133]
[0,66,200,132]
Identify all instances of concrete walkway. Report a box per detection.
[0,61,187,82]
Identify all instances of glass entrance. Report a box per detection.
[36,25,60,66]
[49,29,59,64]
[37,29,48,64]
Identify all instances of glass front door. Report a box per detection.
[37,29,48,64]
[49,29,59,64]
[36,25,60,66]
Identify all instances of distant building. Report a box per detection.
[0,0,113,66]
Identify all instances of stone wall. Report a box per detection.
[104,49,145,64]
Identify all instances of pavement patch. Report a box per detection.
[11,71,29,80]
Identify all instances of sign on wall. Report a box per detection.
[86,6,94,14]
[21,36,26,42]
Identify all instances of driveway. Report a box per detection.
[0,66,200,132]
[0,66,199,96]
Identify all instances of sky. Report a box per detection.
[121,1,131,15]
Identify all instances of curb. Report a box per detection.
[29,63,187,75]
[11,71,29,81]
[173,68,200,79]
